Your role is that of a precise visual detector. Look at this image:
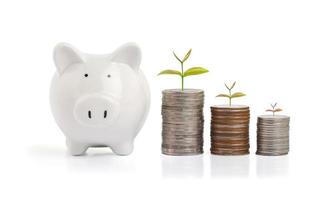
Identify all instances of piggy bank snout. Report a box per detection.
[74,94,119,127]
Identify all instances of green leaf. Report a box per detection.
[271,103,277,109]
[231,92,246,98]
[230,81,236,90]
[173,52,182,63]
[216,94,230,98]
[274,108,283,112]
[183,67,209,77]
[224,83,230,90]
[182,49,192,63]
[158,69,182,76]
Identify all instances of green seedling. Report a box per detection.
[216,81,246,106]
[158,49,209,91]
[266,103,282,116]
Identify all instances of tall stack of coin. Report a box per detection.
[161,89,204,156]
[256,115,290,156]
[210,105,250,155]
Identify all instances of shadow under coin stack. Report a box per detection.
[161,89,204,155]
[210,105,250,155]
[256,115,290,156]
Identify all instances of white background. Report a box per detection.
[0,0,332,199]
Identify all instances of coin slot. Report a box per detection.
[88,110,92,119]
[104,110,107,118]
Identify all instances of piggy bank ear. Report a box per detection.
[110,43,141,71]
[53,43,84,74]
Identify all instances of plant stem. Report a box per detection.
[229,88,232,106]
[181,62,184,91]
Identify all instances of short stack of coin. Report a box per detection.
[256,115,290,156]
[210,105,250,155]
[161,89,204,156]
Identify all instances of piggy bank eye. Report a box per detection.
[107,74,111,78]
[84,73,88,78]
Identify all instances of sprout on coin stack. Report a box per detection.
[256,103,290,156]
[158,49,209,91]
[216,82,246,107]
[210,82,250,155]
[265,103,283,116]
[158,49,208,156]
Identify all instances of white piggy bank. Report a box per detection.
[50,42,150,156]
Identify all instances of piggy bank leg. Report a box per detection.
[66,139,88,156]
[111,141,134,156]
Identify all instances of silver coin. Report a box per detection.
[256,115,290,156]
[161,89,204,156]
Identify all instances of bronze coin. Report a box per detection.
[211,149,249,155]
[210,105,250,155]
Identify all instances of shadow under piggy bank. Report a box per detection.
[28,144,137,174]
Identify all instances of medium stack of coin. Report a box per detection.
[161,89,204,156]
[256,115,290,156]
[210,105,250,155]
